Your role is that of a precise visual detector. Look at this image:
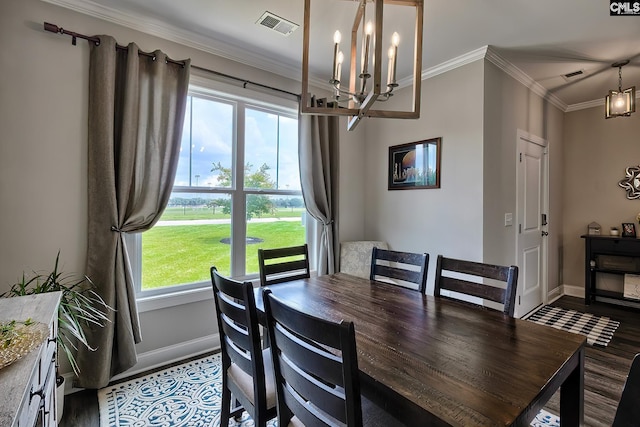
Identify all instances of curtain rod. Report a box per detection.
[43,22,301,100]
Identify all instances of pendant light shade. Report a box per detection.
[605,60,636,119]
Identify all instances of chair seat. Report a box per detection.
[227,348,277,409]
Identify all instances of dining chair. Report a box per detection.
[612,353,640,426]
[210,266,277,427]
[258,244,310,286]
[434,255,519,317]
[340,240,388,279]
[261,288,404,427]
[369,247,429,293]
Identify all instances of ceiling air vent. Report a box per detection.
[562,69,585,82]
[256,11,299,36]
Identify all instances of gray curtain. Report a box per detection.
[299,98,340,275]
[76,35,190,389]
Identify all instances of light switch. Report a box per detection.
[504,213,513,227]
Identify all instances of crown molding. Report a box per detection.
[420,46,488,81]
[565,99,603,112]
[485,46,568,112]
[40,0,303,82]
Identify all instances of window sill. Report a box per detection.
[137,286,213,313]
[136,277,262,313]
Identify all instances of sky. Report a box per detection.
[173,95,300,191]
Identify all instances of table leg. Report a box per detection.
[560,348,584,426]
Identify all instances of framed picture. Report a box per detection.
[622,223,636,238]
[388,137,441,190]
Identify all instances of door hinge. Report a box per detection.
[519,295,521,305]
[519,152,522,162]
[519,224,522,234]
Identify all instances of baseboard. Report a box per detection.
[560,284,584,298]
[546,286,562,304]
[63,333,221,395]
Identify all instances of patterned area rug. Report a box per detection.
[527,305,620,347]
[98,353,560,426]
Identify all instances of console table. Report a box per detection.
[582,234,640,305]
[0,292,61,427]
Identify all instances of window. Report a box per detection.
[131,82,304,301]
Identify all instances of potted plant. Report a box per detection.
[1,251,113,421]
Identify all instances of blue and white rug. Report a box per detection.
[527,305,620,347]
[98,353,560,426]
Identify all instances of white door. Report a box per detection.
[516,131,548,317]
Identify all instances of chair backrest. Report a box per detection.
[258,244,310,286]
[340,240,388,279]
[613,353,640,426]
[210,266,267,409]
[369,247,429,293]
[434,255,519,317]
[262,288,363,427]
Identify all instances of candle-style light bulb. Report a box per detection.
[391,31,400,47]
[332,30,342,82]
[365,21,373,36]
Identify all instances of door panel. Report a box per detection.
[517,133,547,317]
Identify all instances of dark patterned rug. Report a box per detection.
[527,305,620,347]
[98,353,560,426]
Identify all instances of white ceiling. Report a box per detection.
[46,0,640,111]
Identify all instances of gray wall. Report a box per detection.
[362,61,485,295]
[483,61,565,297]
[562,106,640,293]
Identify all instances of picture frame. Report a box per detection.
[622,222,636,238]
[388,137,441,190]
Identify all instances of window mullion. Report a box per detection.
[231,101,247,278]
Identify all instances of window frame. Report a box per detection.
[130,76,305,311]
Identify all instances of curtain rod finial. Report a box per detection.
[44,22,61,34]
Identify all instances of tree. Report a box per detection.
[211,162,276,219]
[206,199,227,215]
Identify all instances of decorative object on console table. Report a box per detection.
[611,227,620,236]
[0,319,49,370]
[588,221,601,235]
[388,137,441,190]
[622,223,637,238]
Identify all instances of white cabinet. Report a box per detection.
[0,292,61,427]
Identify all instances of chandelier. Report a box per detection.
[301,0,423,131]
[605,60,636,119]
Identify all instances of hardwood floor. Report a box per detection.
[543,297,640,426]
[59,296,640,426]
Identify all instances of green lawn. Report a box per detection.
[141,220,305,289]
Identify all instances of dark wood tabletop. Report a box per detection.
[254,273,585,427]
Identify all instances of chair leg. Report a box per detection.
[230,396,245,421]
[220,386,231,427]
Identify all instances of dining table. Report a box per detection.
[253,272,585,427]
